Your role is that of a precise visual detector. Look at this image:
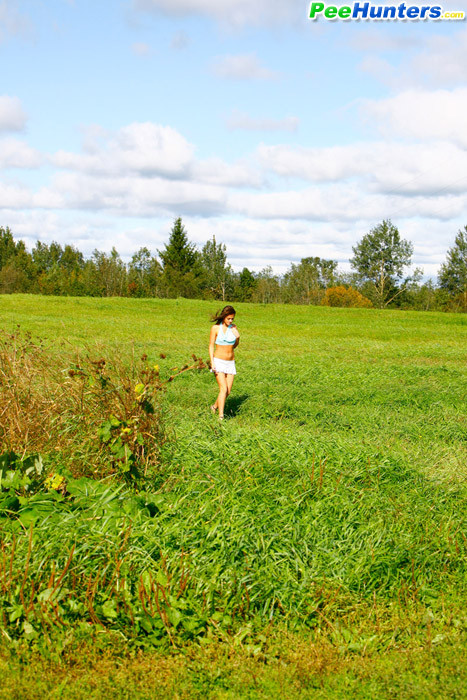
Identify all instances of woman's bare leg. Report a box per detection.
[214,372,228,418]
[226,373,235,398]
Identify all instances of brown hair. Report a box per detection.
[211,305,236,325]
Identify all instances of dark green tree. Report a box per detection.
[159,218,202,298]
[350,219,414,308]
[438,227,467,297]
[159,218,197,274]
[60,244,85,272]
[0,229,36,292]
[0,226,17,269]
[235,267,256,301]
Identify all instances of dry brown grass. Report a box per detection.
[0,328,205,480]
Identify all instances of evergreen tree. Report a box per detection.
[158,218,202,298]
[159,218,197,274]
[438,227,467,296]
[0,226,17,269]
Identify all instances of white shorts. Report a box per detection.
[212,357,236,375]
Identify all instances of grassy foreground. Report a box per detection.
[1,295,466,698]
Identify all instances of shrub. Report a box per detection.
[321,286,373,308]
[446,290,467,313]
[0,328,206,482]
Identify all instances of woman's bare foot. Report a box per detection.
[210,405,217,414]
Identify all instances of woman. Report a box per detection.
[209,305,240,420]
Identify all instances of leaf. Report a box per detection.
[156,570,168,587]
[101,599,118,620]
[167,608,182,629]
[22,621,37,639]
[9,604,24,622]
[38,588,55,603]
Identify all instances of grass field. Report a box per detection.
[1,295,466,699]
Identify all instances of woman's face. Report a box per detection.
[224,314,235,326]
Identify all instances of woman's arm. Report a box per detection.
[209,325,217,368]
[232,324,240,348]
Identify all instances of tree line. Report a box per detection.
[0,218,466,311]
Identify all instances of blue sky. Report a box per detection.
[1,0,467,277]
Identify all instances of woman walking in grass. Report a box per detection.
[209,305,240,420]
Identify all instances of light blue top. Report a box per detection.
[215,323,237,346]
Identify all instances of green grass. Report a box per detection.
[1,295,466,698]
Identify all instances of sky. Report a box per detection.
[1,0,467,278]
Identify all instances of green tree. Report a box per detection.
[0,229,36,293]
[88,248,127,297]
[350,219,414,308]
[31,241,63,273]
[201,236,233,300]
[60,244,85,272]
[234,267,256,302]
[0,226,17,269]
[159,218,197,273]
[282,257,337,304]
[31,241,85,295]
[252,266,281,304]
[438,227,467,299]
[159,218,202,298]
[128,247,162,297]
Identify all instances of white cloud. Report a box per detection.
[212,53,280,80]
[53,122,194,177]
[0,95,27,132]
[53,121,263,191]
[0,180,64,209]
[132,0,299,28]
[361,87,467,147]
[408,28,467,88]
[357,26,467,89]
[257,140,467,196]
[50,171,227,217]
[0,138,42,168]
[227,111,299,132]
[193,157,263,187]
[228,180,467,225]
[0,181,33,208]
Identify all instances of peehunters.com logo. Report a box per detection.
[308,2,465,20]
